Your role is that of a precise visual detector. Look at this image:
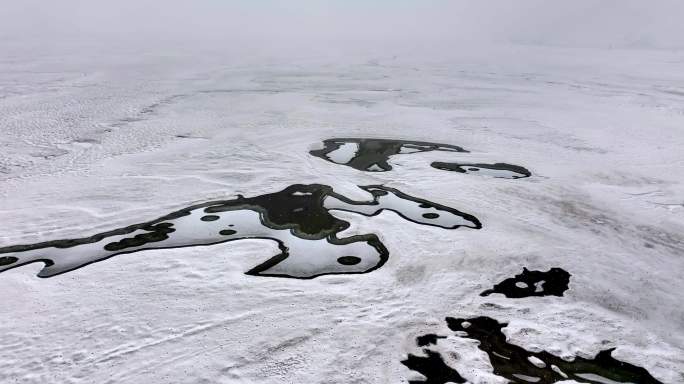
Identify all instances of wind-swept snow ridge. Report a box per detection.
[0,184,480,279]
[403,316,664,384]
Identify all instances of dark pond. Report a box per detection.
[310,138,467,172]
[481,267,571,298]
[431,162,531,179]
[403,316,663,384]
[0,184,480,279]
[311,138,531,178]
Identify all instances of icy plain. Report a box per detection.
[1,43,683,383]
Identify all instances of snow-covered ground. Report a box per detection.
[1,43,683,383]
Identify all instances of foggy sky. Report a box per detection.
[1,0,683,51]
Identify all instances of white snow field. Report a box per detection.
[1,43,683,383]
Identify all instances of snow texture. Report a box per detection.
[1,42,683,383]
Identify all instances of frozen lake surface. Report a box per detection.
[0,183,480,279]
[1,44,683,383]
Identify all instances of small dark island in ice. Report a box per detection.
[430,162,531,179]
[310,138,467,172]
[481,267,571,298]
[0,184,480,279]
[403,316,663,384]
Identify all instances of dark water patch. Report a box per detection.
[481,268,571,298]
[401,349,466,384]
[417,334,446,347]
[323,185,481,232]
[310,138,467,172]
[337,256,361,265]
[446,316,662,383]
[0,184,480,280]
[0,256,18,266]
[403,316,663,384]
[431,162,531,179]
[103,223,176,252]
[311,138,532,180]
